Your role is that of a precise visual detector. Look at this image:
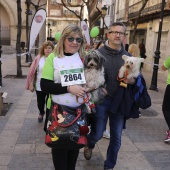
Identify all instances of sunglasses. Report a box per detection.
[67,37,83,43]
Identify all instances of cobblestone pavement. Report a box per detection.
[0,54,169,170]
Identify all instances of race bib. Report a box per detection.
[60,68,86,86]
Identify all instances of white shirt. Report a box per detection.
[36,56,46,91]
[52,52,86,107]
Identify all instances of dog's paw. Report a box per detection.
[118,72,124,78]
[118,66,126,78]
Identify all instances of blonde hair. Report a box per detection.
[128,43,140,57]
[39,41,54,57]
[53,24,84,58]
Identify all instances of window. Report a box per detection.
[67,0,77,4]
[50,9,61,16]
[50,0,61,4]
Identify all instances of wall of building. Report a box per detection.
[1,0,46,50]
[47,0,80,40]
[145,16,170,70]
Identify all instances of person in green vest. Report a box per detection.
[162,56,170,143]
[40,24,91,170]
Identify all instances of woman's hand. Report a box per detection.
[67,85,86,97]
[84,84,107,96]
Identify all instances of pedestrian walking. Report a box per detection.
[25,41,54,123]
[162,56,170,143]
[83,22,135,170]
[40,24,89,170]
[139,39,147,69]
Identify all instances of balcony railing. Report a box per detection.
[128,3,163,19]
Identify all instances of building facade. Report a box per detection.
[115,0,170,70]
[47,0,81,40]
[0,0,46,53]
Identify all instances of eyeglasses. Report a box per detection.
[67,37,83,43]
[108,31,125,36]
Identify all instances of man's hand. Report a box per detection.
[100,87,107,96]
[124,77,135,84]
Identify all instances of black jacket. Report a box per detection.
[109,74,151,119]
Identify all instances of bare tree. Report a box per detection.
[131,0,149,42]
[52,0,102,31]
[16,0,22,77]
[30,0,47,11]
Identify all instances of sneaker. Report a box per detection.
[103,129,110,139]
[88,126,91,134]
[164,130,170,143]
[84,146,92,160]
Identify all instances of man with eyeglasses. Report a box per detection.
[84,22,133,170]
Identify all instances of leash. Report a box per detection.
[76,92,90,104]
[143,61,160,67]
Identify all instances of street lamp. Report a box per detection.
[47,23,51,38]
[101,5,107,39]
[50,29,52,38]
[149,0,165,91]
[84,18,88,23]
[25,0,32,63]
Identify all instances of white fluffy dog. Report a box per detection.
[118,55,144,80]
[84,50,105,103]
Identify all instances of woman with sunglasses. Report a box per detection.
[40,24,88,170]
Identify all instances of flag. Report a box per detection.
[81,21,90,44]
[29,9,46,53]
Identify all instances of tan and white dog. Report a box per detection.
[118,55,144,80]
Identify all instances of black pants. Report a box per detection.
[52,149,79,170]
[35,90,48,115]
[44,108,49,132]
[162,85,170,129]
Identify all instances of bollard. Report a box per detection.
[0,93,3,115]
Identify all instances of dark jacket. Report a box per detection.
[109,74,151,119]
[98,43,130,97]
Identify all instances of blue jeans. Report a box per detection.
[87,97,125,169]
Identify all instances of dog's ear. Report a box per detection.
[122,55,129,61]
[84,54,89,68]
[95,50,105,70]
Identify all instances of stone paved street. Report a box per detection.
[0,53,169,170]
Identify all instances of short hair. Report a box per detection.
[54,24,84,58]
[109,22,126,33]
[39,41,54,57]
